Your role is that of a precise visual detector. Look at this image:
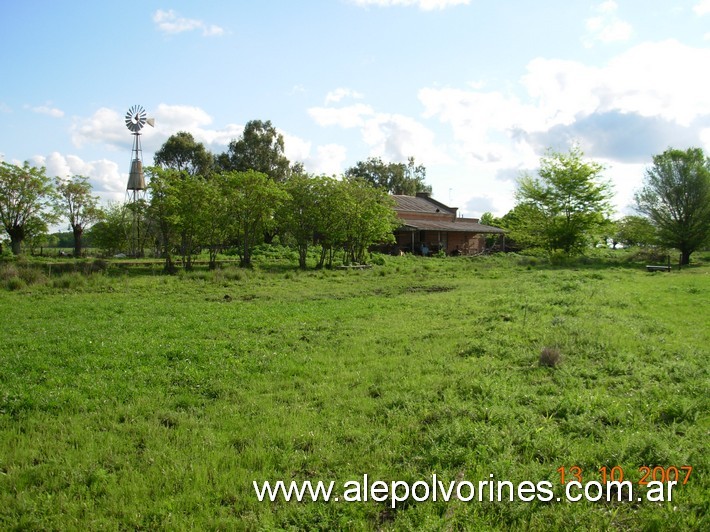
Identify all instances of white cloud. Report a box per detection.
[419,39,710,216]
[281,131,348,176]
[362,113,446,163]
[71,107,130,150]
[29,105,64,118]
[420,40,710,159]
[694,0,710,15]
[71,104,243,155]
[152,103,212,130]
[352,0,469,9]
[153,9,225,37]
[584,1,633,47]
[309,103,375,128]
[700,128,710,152]
[305,144,349,176]
[0,103,12,113]
[324,88,364,104]
[32,152,126,203]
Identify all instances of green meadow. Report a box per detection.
[0,251,708,530]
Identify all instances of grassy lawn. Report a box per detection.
[0,253,708,530]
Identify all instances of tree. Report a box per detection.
[228,170,288,267]
[340,178,399,264]
[345,156,431,195]
[200,173,236,269]
[0,161,55,255]
[277,173,321,269]
[635,147,710,265]
[53,175,101,257]
[154,131,213,177]
[89,202,130,256]
[147,167,182,273]
[514,146,613,254]
[614,215,657,248]
[480,211,504,249]
[218,120,292,182]
[24,216,50,255]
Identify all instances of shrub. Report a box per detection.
[371,254,387,266]
[539,347,562,368]
[5,277,26,291]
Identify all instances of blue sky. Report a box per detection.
[2,0,710,218]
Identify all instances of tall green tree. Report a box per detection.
[200,173,236,269]
[146,167,182,273]
[635,147,710,265]
[154,131,213,177]
[229,170,288,267]
[341,178,398,264]
[0,161,55,255]
[277,173,321,269]
[345,156,431,195]
[218,120,292,182]
[53,175,101,257]
[89,201,130,256]
[614,215,657,248]
[513,146,613,254]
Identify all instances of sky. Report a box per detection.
[1,0,710,220]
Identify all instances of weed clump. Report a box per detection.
[539,347,562,368]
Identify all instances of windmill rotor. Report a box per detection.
[125,104,148,132]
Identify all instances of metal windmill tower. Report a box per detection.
[124,105,154,256]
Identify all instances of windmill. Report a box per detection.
[124,105,154,256]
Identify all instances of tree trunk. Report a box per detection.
[8,226,24,255]
[681,249,691,266]
[73,226,83,258]
[164,255,176,274]
[298,244,307,269]
[241,234,251,267]
[209,246,218,270]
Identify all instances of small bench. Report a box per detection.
[646,265,671,272]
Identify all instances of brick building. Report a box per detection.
[392,193,505,255]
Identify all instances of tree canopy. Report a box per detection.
[53,175,101,257]
[345,156,431,196]
[0,161,56,255]
[154,131,214,177]
[217,120,292,182]
[635,147,710,265]
[613,215,657,248]
[512,146,613,254]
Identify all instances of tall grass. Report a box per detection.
[0,252,708,529]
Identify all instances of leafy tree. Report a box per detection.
[614,215,657,248]
[479,211,504,249]
[89,202,130,256]
[24,216,50,255]
[200,173,237,269]
[146,167,182,273]
[0,161,56,255]
[218,120,292,182]
[341,178,398,264]
[228,170,288,267]
[345,156,431,195]
[513,146,613,254]
[154,131,213,177]
[635,147,710,265]
[277,173,321,269]
[53,175,101,257]
[310,177,349,269]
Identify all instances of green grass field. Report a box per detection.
[1,252,708,530]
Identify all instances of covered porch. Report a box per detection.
[394,221,506,256]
